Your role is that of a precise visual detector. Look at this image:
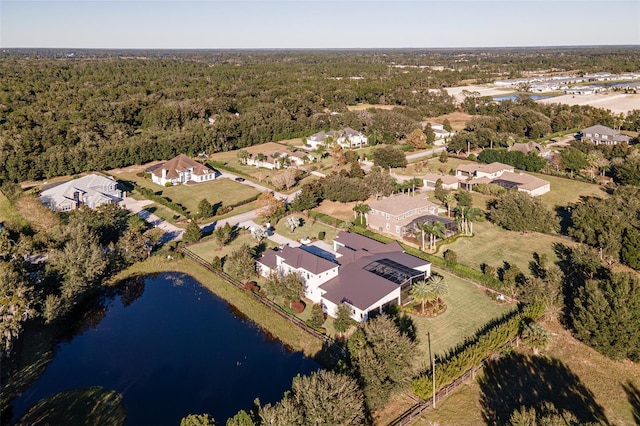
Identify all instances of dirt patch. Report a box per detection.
[347,104,404,111]
[425,111,472,131]
[537,92,640,115]
[444,85,514,103]
[312,200,359,221]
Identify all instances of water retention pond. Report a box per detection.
[10,273,319,425]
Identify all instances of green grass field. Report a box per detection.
[119,172,260,216]
[186,232,266,263]
[536,172,607,208]
[0,192,28,228]
[409,268,516,358]
[437,220,574,273]
[273,214,341,243]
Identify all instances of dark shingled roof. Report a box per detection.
[278,245,337,274]
[257,249,278,269]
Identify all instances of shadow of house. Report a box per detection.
[479,353,608,425]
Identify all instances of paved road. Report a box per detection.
[406,146,447,161]
[218,172,300,203]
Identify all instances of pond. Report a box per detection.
[10,273,319,425]
[492,94,554,102]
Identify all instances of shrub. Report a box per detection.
[164,182,172,187]
[318,231,326,240]
[211,256,223,270]
[443,249,458,265]
[291,301,306,314]
[244,281,260,293]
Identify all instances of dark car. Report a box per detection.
[235,177,245,182]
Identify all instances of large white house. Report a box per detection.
[147,154,217,186]
[306,128,368,150]
[257,231,431,322]
[455,162,550,196]
[39,174,124,212]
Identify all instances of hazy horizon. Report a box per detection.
[2,1,639,50]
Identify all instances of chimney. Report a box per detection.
[162,169,167,179]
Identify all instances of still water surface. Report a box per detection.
[11,273,319,425]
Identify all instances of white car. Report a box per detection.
[299,237,311,244]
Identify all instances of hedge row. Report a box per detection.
[411,302,543,400]
[134,184,189,217]
[308,211,342,227]
[227,193,261,209]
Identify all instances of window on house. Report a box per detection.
[386,223,390,230]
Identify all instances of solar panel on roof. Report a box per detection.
[363,258,423,285]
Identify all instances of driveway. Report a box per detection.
[217,172,299,203]
[120,197,184,242]
[406,146,447,161]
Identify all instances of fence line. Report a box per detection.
[387,337,517,426]
[179,247,346,359]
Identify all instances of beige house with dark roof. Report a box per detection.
[147,154,217,186]
[367,193,440,236]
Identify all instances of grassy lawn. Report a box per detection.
[409,268,516,358]
[123,174,260,216]
[186,232,262,263]
[437,220,574,273]
[0,192,28,228]
[274,213,340,243]
[536,172,608,208]
[411,321,640,426]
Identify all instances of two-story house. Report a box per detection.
[581,125,631,145]
[147,154,217,186]
[367,193,441,236]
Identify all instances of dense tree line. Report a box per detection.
[449,95,638,154]
[477,148,547,172]
[0,192,152,355]
[0,54,459,183]
[568,186,640,268]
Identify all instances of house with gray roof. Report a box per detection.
[305,128,368,150]
[257,231,431,322]
[39,174,123,212]
[147,154,217,186]
[581,125,631,146]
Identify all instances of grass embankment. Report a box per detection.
[410,268,516,357]
[0,191,28,228]
[16,387,126,426]
[412,321,640,425]
[110,255,324,360]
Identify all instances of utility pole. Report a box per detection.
[428,332,436,408]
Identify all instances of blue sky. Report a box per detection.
[1,1,639,49]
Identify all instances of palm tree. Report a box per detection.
[419,221,446,252]
[409,280,435,314]
[236,149,250,165]
[456,206,483,236]
[520,322,550,356]
[418,222,434,251]
[428,274,448,305]
[443,193,456,217]
[429,221,446,252]
[353,203,371,225]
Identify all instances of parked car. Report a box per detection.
[235,177,245,182]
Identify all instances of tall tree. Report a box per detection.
[409,280,436,314]
[349,315,418,410]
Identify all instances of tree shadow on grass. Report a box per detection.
[623,381,640,425]
[478,353,608,425]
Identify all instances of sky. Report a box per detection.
[1,0,639,49]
